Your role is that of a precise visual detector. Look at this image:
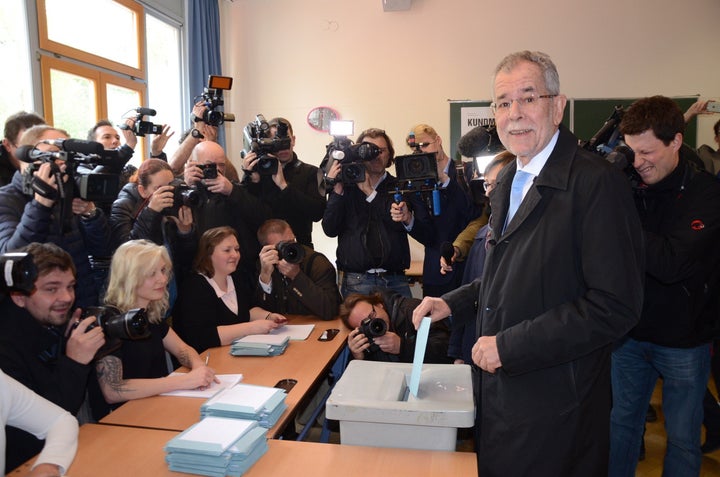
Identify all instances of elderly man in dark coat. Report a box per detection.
[413,50,645,477]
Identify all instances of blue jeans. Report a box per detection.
[340,271,411,298]
[609,337,711,477]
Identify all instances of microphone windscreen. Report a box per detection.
[136,107,157,116]
[62,139,104,155]
[440,241,455,263]
[15,145,37,163]
[457,126,491,157]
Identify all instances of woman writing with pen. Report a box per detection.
[93,240,217,418]
[172,226,286,354]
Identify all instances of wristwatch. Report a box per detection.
[81,205,99,219]
[191,128,205,140]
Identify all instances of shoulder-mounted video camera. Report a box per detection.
[119,107,164,137]
[242,114,292,175]
[320,120,381,186]
[17,139,129,203]
[581,106,642,188]
[196,75,235,127]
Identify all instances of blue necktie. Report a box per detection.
[504,170,532,232]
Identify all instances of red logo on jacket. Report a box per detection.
[690,219,705,231]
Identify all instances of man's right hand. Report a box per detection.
[412,296,451,329]
[65,311,106,365]
[147,184,175,213]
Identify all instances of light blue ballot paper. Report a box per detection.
[408,317,431,397]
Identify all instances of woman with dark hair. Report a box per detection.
[172,226,286,353]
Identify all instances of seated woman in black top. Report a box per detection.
[172,226,286,353]
[94,240,217,411]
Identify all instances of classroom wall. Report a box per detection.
[217,0,720,265]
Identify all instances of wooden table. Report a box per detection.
[8,424,478,477]
[100,316,348,438]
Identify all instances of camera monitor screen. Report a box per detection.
[208,75,233,90]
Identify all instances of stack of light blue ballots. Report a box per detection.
[230,334,289,356]
[164,416,268,477]
[201,383,288,428]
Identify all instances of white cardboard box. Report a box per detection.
[326,360,475,451]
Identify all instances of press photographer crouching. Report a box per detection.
[340,290,451,363]
[0,243,105,472]
[0,125,112,308]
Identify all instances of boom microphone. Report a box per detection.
[40,139,104,155]
[457,126,492,157]
[135,107,157,117]
[15,145,65,163]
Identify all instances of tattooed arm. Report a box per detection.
[94,331,217,404]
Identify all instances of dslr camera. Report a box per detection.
[359,316,388,355]
[120,107,164,137]
[162,178,200,216]
[276,241,305,264]
[321,120,381,185]
[242,114,292,175]
[0,252,37,294]
[197,163,218,179]
[198,75,235,127]
[74,305,151,359]
[78,305,151,341]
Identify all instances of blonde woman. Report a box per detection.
[94,240,217,413]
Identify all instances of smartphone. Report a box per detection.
[318,328,340,342]
[707,101,720,113]
[274,378,297,393]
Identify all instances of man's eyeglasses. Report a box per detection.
[490,93,557,115]
[482,180,497,192]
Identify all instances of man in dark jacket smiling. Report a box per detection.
[413,51,644,476]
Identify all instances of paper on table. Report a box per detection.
[161,373,243,398]
[269,324,315,340]
[408,317,431,397]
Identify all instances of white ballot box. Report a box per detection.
[325,360,475,451]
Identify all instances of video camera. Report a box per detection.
[120,107,164,137]
[0,252,37,294]
[16,139,129,203]
[359,316,387,355]
[320,120,382,186]
[242,114,292,175]
[198,75,235,127]
[581,106,641,187]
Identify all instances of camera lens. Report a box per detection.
[342,163,364,183]
[355,142,381,161]
[276,241,305,264]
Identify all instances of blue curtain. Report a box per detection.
[188,0,226,148]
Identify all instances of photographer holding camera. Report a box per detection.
[256,219,341,321]
[0,111,46,187]
[322,128,414,298]
[169,101,219,175]
[0,125,111,308]
[241,117,326,248]
[609,96,720,476]
[340,290,451,363]
[0,242,105,471]
[183,141,271,282]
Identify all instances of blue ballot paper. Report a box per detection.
[408,317,431,397]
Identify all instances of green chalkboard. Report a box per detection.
[449,96,699,160]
